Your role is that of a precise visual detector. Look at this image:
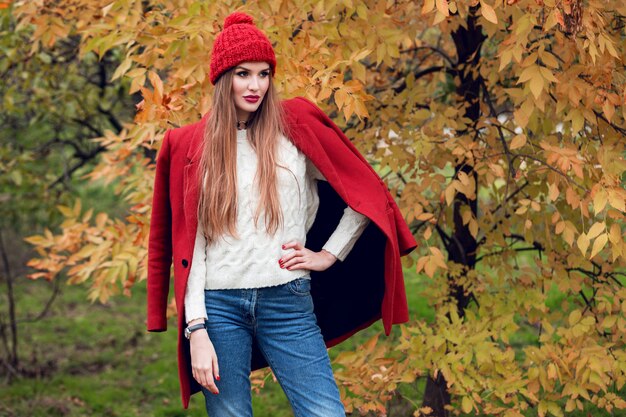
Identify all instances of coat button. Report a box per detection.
[182,259,189,268]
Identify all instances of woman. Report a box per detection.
[146,12,417,416]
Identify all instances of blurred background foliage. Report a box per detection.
[1,0,625,416]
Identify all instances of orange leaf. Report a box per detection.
[480,1,498,24]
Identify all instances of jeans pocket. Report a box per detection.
[286,277,311,296]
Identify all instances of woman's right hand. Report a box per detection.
[189,328,220,394]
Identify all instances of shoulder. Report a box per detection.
[167,117,205,144]
[161,115,207,157]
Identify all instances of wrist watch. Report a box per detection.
[184,323,206,339]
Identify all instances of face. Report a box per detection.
[231,61,271,122]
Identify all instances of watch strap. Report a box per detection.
[185,323,206,338]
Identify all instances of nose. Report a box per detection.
[248,75,260,91]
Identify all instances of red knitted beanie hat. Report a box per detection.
[209,12,276,85]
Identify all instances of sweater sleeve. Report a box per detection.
[305,157,370,262]
[184,227,208,323]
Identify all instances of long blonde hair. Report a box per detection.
[197,68,287,244]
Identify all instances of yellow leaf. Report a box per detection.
[548,183,559,202]
[480,1,498,24]
[445,184,456,206]
[458,171,470,186]
[422,0,435,14]
[126,67,146,78]
[587,222,605,240]
[555,221,565,234]
[539,66,558,83]
[510,134,526,150]
[541,52,559,69]
[429,246,445,259]
[148,71,163,100]
[547,363,557,380]
[461,208,472,225]
[570,109,584,134]
[589,233,608,259]
[608,190,626,212]
[462,396,473,413]
[436,0,449,16]
[602,101,615,122]
[563,225,575,246]
[432,10,447,25]
[529,73,544,99]
[356,4,368,19]
[568,310,581,326]
[517,65,537,84]
[469,218,478,238]
[334,89,348,109]
[23,235,49,246]
[112,57,132,81]
[96,212,108,229]
[577,233,590,256]
[57,204,74,218]
[608,223,621,244]
[602,315,617,329]
[499,49,512,72]
[593,189,608,213]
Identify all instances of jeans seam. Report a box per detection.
[287,278,310,297]
[256,341,305,417]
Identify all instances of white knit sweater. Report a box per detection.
[184,129,370,323]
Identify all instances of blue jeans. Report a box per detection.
[201,277,346,417]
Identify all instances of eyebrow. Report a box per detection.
[235,65,271,72]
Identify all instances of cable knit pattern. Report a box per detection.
[184,129,370,323]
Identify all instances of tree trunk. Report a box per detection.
[421,6,485,416]
[0,229,19,377]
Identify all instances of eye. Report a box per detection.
[260,71,270,77]
[236,71,248,77]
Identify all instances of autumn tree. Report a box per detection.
[19,0,625,416]
[0,2,132,375]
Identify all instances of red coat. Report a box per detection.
[146,96,417,408]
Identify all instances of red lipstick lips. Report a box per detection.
[244,95,260,103]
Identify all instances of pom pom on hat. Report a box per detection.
[209,12,276,85]
[223,12,254,28]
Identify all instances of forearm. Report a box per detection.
[322,206,370,261]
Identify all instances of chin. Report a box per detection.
[238,103,260,115]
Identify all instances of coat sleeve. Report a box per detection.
[146,129,173,332]
[295,97,417,256]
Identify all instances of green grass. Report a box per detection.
[2,267,623,417]
[0,267,428,417]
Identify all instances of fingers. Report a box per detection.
[279,251,307,270]
[279,249,300,263]
[212,352,220,384]
[203,372,219,394]
[280,250,336,272]
[194,363,219,394]
[279,241,305,270]
[190,341,220,394]
[282,258,308,270]
[281,241,302,250]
